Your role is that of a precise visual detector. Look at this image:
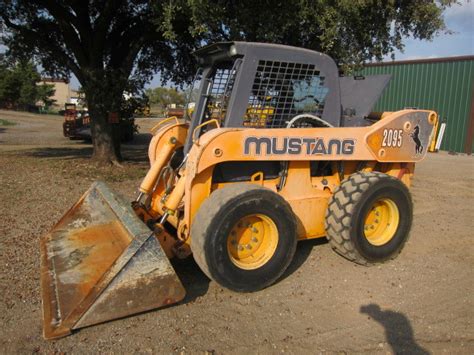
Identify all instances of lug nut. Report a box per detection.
[252,237,258,243]
[252,228,258,233]
[246,244,252,250]
[238,245,244,251]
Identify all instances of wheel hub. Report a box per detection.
[364,198,399,246]
[227,214,278,270]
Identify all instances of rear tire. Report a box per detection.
[325,171,413,265]
[191,184,297,292]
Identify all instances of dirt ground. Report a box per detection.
[0,110,473,354]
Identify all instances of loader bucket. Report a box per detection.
[40,181,186,340]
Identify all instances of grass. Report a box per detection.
[0,118,16,126]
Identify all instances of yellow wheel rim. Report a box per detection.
[364,198,399,246]
[227,214,278,270]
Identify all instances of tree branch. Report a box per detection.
[90,0,125,68]
[36,0,89,68]
[1,14,85,83]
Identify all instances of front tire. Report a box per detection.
[191,184,297,292]
[325,172,413,265]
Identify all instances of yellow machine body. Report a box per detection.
[147,109,436,255]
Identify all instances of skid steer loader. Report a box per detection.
[40,42,437,339]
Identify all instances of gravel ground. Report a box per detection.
[0,110,473,354]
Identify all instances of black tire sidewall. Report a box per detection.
[351,179,412,262]
[202,190,296,292]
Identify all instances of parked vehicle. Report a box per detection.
[62,103,136,142]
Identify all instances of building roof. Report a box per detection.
[41,77,70,84]
[365,55,474,67]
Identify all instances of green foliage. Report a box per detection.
[179,0,456,70]
[1,1,453,91]
[120,94,149,119]
[36,83,56,108]
[0,118,16,126]
[0,60,56,110]
[146,87,185,110]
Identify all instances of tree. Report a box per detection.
[0,60,55,110]
[0,0,455,164]
[181,0,455,70]
[36,83,57,109]
[0,1,199,164]
[146,87,185,113]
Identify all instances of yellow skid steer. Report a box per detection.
[40,42,437,339]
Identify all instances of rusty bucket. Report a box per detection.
[40,182,186,339]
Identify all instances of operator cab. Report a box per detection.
[184,41,390,153]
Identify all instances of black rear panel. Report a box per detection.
[212,161,281,183]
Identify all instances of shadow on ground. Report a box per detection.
[168,237,327,306]
[127,132,152,146]
[25,146,93,159]
[19,133,153,163]
[171,257,211,304]
[121,133,153,163]
[361,303,429,354]
[280,237,328,281]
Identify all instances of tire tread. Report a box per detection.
[324,171,410,265]
[191,183,296,291]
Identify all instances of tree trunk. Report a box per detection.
[83,79,123,165]
[89,106,122,165]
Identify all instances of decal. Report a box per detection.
[382,129,403,148]
[410,125,423,154]
[244,136,355,156]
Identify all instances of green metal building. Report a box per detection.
[360,56,474,154]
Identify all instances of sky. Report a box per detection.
[387,0,474,61]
